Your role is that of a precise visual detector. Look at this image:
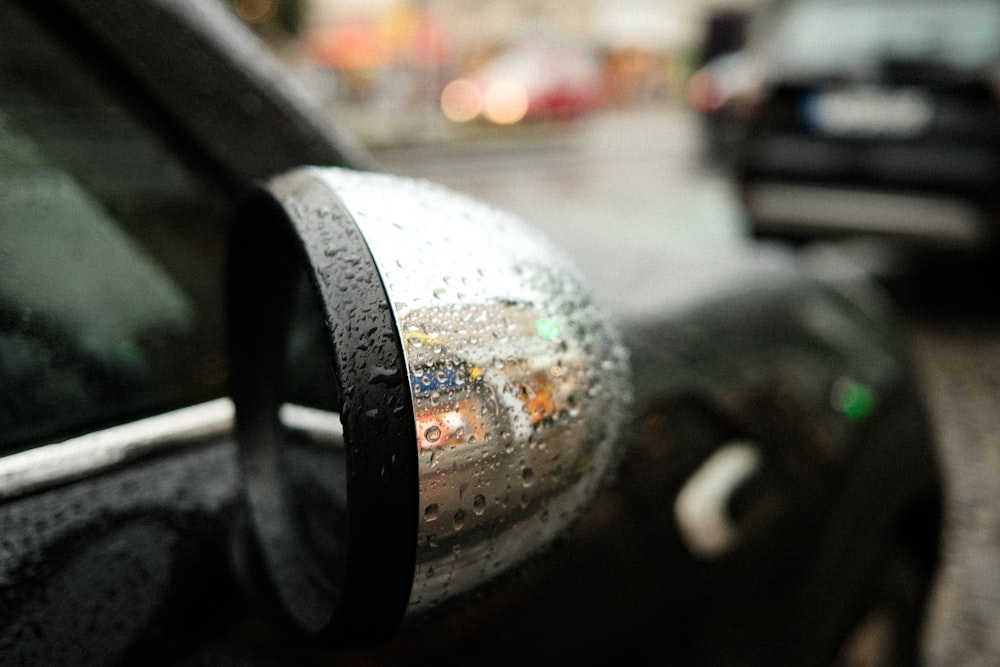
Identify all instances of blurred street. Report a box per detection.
[371,105,746,313]
[372,104,1000,664]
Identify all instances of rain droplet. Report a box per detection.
[521,467,535,487]
[453,509,466,530]
[424,504,439,522]
[473,494,487,516]
[424,425,442,443]
[369,365,399,384]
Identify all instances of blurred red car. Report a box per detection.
[442,34,605,125]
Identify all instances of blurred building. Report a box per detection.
[304,2,760,54]
[232,0,768,142]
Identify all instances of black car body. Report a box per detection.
[0,0,941,665]
[0,0,362,662]
[734,0,1000,248]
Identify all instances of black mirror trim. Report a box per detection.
[229,171,417,645]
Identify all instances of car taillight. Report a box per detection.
[685,70,726,115]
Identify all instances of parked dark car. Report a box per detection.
[0,0,940,665]
[733,0,1000,248]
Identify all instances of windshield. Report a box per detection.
[771,0,1000,71]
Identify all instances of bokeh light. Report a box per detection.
[483,80,530,125]
[440,78,483,123]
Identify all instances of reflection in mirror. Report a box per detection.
[312,168,632,618]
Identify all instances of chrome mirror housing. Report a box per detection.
[229,167,630,645]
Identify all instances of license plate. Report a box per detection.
[803,88,934,137]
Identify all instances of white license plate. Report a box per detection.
[803,88,934,137]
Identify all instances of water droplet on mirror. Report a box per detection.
[453,509,466,530]
[424,504,439,522]
[369,365,399,384]
[521,467,534,487]
[424,425,442,443]
[473,494,487,516]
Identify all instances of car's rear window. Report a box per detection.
[771,0,1000,71]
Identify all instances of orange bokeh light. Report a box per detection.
[483,80,529,125]
[441,78,483,122]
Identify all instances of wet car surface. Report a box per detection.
[0,0,958,665]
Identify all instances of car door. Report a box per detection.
[0,3,246,663]
[0,2,945,665]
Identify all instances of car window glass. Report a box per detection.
[0,4,232,453]
[773,0,1000,70]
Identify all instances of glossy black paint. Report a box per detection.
[0,440,241,665]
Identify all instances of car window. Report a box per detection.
[771,0,1000,70]
[0,4,232,453]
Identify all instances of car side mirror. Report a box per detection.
[228,167,630,645]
